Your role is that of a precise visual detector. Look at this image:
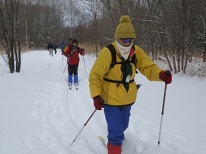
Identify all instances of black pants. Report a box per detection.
[68,64,78,75]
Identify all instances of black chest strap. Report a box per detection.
[103,44,137,86]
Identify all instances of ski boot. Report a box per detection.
[68,83,72,90]
[74,82,78,90]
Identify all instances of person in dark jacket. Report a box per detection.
[47,43,54,57]
[54,43,58,54]
[64,39,85,89]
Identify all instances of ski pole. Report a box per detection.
[71,109,97,145]
[158,83,168,146]
[60,62,68,80]
[82,55,87,77]
[60,53,73,80]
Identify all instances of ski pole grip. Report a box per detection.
[165,70,171,76]
[100,99,104,105]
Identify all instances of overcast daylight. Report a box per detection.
[0,0,206,154]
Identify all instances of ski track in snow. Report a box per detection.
[17,50,205,154]
[29,53,101,154]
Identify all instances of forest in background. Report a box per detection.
[0,0,205,75]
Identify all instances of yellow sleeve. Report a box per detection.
[135,46,163,81]
[89,48,111,98]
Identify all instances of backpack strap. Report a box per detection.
[107,44,122,70]
[131,45,138,74]
[103,44,138,84]
[107,44,137,71]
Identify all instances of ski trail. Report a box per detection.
[64,78,104,154]
[31,56,101,154]
[32,76,96,153]
[32,74,74,153]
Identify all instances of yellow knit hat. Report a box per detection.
[114,15,136,39]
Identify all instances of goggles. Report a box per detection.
[120,38,133,43]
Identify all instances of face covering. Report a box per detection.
[115,40,133,59]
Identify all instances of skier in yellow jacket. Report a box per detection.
[89,15,172,154]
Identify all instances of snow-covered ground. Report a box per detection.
[0,49,205,154]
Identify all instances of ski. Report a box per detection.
[68,83,72,90]
[98,136,107,149]
[68,83,79,90]
[74,83,78,90]
[66,79,79,90]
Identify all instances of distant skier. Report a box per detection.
[47,42,54,57]
[60,42,66,55]
[89,15,172,154]
[54,43,58,54]
[67,38,73,47]
[62,38,73,55]
[64,39,85,89]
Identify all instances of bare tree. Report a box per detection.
[26,1,66,47]
[196,0,206,62]
[204,21,206,62]
[1,0,205,74]
[0,0,31,73]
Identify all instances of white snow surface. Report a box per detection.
[0,50,205,154]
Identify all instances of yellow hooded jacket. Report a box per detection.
[89,42,163,106]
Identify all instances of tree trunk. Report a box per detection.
[95,40,98,58]
[183,51,188,73]
[16,61,21,72]
[16,46,21,73]
[204,41,206,62]
[9,56,14,73]
[204,26,206,62]
[181,48,185,71]
[164,50,173,71]
[172,54,177,73]
[151,43,155,60]
[177,48,181,72]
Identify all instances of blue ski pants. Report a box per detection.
[68,64,78,83]
[104,105,131,146]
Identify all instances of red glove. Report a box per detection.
[93,96,104,110]
[159,70,172,84]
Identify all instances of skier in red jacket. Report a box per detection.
[64,39,85,89]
